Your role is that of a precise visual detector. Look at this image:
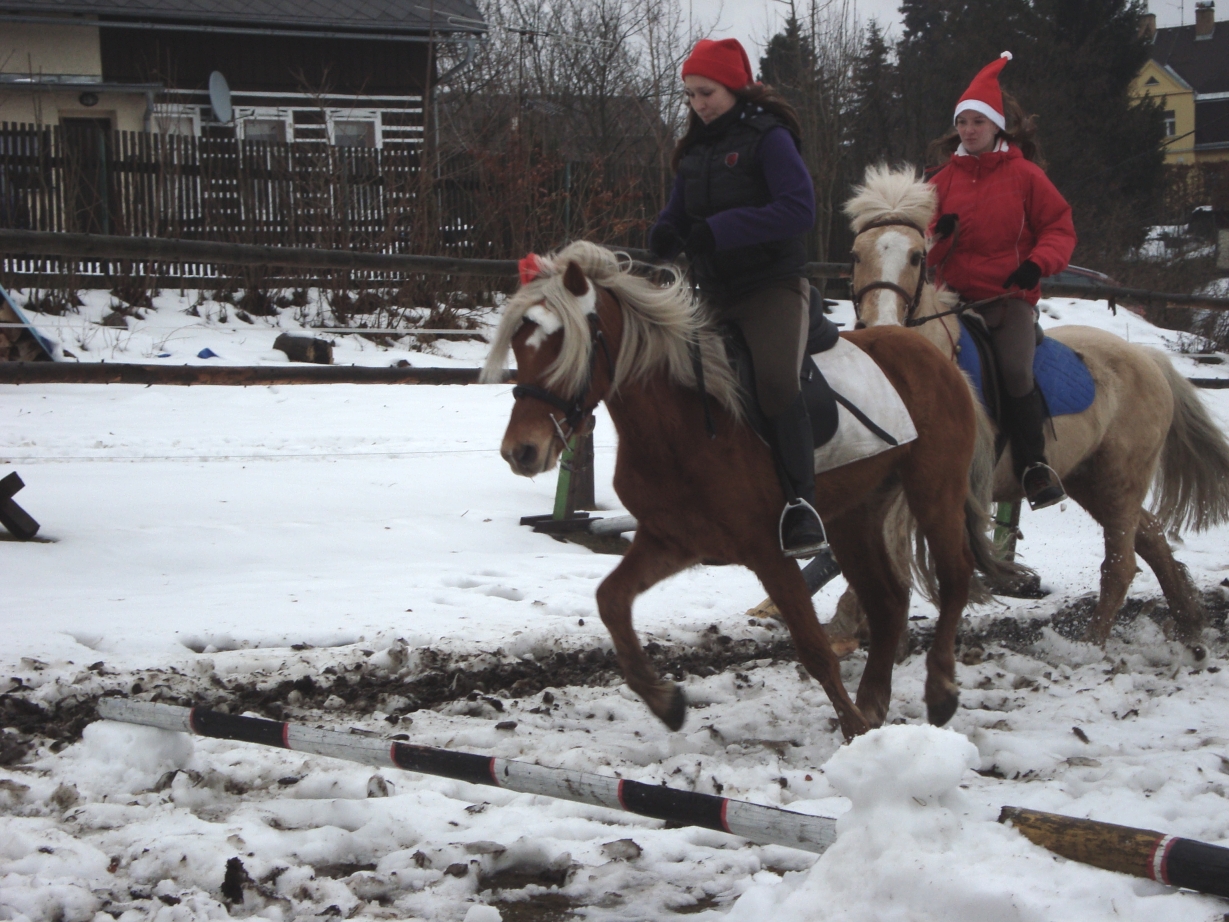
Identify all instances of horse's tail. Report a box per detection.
[1147,349,1229,533]
[911,387,1034,604]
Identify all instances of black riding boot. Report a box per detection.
[1004,387,1066,511]
[770,393,829,558]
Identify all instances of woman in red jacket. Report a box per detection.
[926,52,1076,510]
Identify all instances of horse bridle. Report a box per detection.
[511,309,614,446]
[849,218,929,326]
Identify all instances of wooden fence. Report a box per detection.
[0,122,661,287]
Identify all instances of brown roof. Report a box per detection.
[1150,21,1229,94]
[0,0,486,35]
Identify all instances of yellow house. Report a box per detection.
[1131,58,1197,165]
[1131,2,1229,165]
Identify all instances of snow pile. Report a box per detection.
[712,725,1201,922]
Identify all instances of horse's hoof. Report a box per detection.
[1080,625,1111,648]
[830,635,862,658]
[654,683,687,731]
[835,704,871,740]
[927,691,959,727]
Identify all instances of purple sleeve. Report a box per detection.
[706,127,815,251]
[655,172,690,234]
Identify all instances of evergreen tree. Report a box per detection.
[845,21,902,174]
[759,12,817,102]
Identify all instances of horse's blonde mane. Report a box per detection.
[481,241,740,414]
[843,164,937,233]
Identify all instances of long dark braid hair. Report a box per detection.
[671,83,803,171]
[925,92,1045,169]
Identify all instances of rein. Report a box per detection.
[905,290,1030,328]
[849,219,928,324]
[511,310,613,446]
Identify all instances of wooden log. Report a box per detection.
[999,806,1229,897]
[0,362,512,386]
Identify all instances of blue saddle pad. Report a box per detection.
[957,323,1095,417]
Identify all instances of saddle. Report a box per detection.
[956,312,1096,433]
[723,285,841,448]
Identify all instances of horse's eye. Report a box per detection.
[850,252,861,264]
[910,251,922,266]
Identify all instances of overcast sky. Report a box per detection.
[684,0,1203,65]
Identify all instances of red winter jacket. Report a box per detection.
[926,144,1076,305]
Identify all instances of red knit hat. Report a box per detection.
[681,39,753,91]
[954,52,1013,130]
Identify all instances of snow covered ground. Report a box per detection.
[2,289,1229,921]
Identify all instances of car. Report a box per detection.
[1047,264,1121,288]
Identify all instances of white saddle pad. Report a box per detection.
[811,337,918,474]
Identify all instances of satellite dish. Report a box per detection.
[208,71,233,123]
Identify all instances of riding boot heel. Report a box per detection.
[780,498,829,559]
[1004,387,1067,510]
[770,394,829,558]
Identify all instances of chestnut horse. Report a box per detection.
[838,165,1229,647]
[483,241,1026,739]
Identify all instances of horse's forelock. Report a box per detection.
[844,164,937,234]
[482,240,740,414]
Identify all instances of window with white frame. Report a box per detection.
[234,108,292,143]
[328,111,382,148]
[1163,110,1176,137]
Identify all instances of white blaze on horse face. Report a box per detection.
[524,304,562,350]
[866,229,912,327]
[572,283,596,316]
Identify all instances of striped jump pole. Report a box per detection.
[95,699,837,854]
[96,699,1229,897]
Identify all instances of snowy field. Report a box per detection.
[2,289,1229,921]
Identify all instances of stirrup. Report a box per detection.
[1021,463,1066,511]
[780,498,829,559]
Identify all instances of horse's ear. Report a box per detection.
[562,261,589,298]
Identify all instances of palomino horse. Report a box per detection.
[484,241,1026,739]
[840,164,1229,647]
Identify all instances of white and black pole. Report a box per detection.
[96,698,837,854]
[96,698,1229,898]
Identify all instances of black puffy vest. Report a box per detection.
[677,105,809,295]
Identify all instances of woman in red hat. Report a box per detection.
[926,52,1077,511]
[647,38,826,559]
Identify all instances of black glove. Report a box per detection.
[684,221,717,260]
[648,223,682,259]
[1003,259,1041,291]
[933,213,958,240]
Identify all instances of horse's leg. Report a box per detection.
[818,491,911,657]
[823,499,909,728]
[900,472,974,727]
[751,551,871,739]
[1063,471,1142,645]
[595,529,697,730]
[1134,508,1206,647]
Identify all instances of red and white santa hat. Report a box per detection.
[954,52,1013,130]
